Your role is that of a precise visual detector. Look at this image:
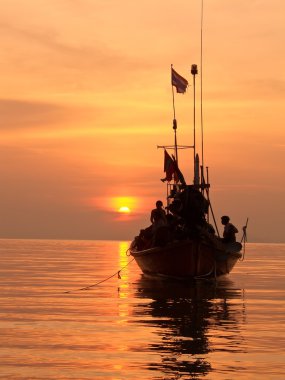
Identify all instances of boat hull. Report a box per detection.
[130,239,242,280]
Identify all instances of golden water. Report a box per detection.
[0,240,284,379]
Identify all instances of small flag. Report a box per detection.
[171,67,188,93]
[161,150,186,185]
[161,150,175,182]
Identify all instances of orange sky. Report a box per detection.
[0,0,284,242]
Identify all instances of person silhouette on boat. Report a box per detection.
[221,215,238,243]
[150,200,167,230]
[149,200,169,247]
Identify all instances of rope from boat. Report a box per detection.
[193,243,216,280]
[201,169,220,237]
[239,217,249,261]
[126,246,131,256]
[194,265,215,280]
[63,257,135,294]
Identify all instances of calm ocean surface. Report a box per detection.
[0,239,284,380]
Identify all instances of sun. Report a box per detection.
[110,197,137,214]
[118,206,131,213]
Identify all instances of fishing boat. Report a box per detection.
[130,237,243,280]
[129,64,247,280]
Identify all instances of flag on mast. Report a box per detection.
[161,150,175,182]
[171,67,188,93]
[161,149,186,185]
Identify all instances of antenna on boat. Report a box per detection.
[192,0,205,185]
[191,63,198,175]
[200,0,205,170]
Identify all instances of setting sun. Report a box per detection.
[110,197,138,214]
[118,206,131,213]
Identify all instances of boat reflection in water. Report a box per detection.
[130,275,246,379]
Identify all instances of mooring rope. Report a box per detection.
[193,243,216,280]
[64,257,135,294]
[194,265,215,280]
[239,218,249,261]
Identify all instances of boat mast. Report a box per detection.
[158,65,193,199]
[171,64,178,163]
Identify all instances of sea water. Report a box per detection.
[0,239,284,379]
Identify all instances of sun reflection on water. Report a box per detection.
[117,242,131,320]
